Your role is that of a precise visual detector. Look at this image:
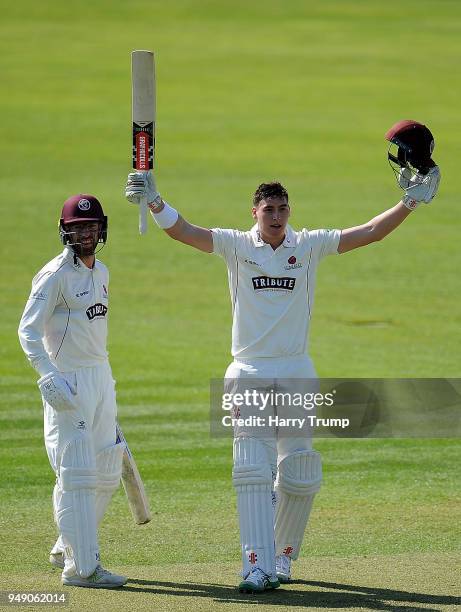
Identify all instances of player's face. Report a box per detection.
[252,197,290,242]
[66,221,101,256]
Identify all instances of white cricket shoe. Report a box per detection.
[49,552,65,569]
[62,565,127,589]
[275,554,292,583]
[238,567,280,593]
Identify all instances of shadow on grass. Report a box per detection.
[122,578,461,611]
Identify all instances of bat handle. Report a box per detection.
[139,195,148,235]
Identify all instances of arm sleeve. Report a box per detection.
[18,271,61,377]
[306,228,341,260]
[210,228,238,261]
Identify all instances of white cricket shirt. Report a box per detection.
[18,247,110,375]
[212,224,340,359]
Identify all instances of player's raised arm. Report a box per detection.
[125,171,213,253]
[338,166,440,253]
[338,200,411,254]
[338,119,441,254]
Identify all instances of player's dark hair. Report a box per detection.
[253,182,289,206]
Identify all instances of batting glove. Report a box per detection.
[125,171,160,206]
[38,372,78,412]
[398,167,413,190]
[401,166,441,210]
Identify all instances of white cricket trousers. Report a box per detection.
[225,353,318,461]
[43,361,118,475]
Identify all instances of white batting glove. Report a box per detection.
[398,167,413,190]
[38,372,78,412]
[401,166,441,210]
[125,171,160,206]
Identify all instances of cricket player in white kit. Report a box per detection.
[125,131,440,592]
[18,195,127,589]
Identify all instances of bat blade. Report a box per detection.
[131,50,155,234]
[116,423,152,525]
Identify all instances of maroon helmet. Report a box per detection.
[385,120,435,175]
[59,194,108,247]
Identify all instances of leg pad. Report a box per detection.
[275,450,322,559]
[232,437,275,577]
[95,443,124,525]
[58,436,99,578]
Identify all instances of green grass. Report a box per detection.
[0,399,459,610]
[0,1,460,610]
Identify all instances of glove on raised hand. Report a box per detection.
[125,171,160,206]
[38,372,78,412]
[400,166,441,210]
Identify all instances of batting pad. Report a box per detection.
[95,442,124,526]
[58,436,98,578]
[232,437,276,577]
[274,450,322,559]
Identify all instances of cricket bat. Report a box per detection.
[116,423,152,525]
[131,50,155,235]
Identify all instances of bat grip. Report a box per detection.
[139,195,148,235]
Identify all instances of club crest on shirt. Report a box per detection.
[86,303,108,320]
[284,255,302,270]
[252,276,296,291]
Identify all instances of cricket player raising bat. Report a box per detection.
[125,120,440,593]
[18,195,127,588]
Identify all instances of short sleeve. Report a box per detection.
[211,228,237,261]
[304,229,341,260]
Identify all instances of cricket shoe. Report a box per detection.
[238,568,280,593]
[62,565,127,589]
[49,552,65,570]
[275,554,292,583]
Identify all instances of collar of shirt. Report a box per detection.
[250,224,296,248]
[63,246,94,272]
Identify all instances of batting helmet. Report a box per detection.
[59,194,108,246]
[385,120,435,175]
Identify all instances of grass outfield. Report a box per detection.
[1,0,460,610]
[0,402,460,610]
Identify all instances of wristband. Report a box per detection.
[149,201,179,229]
[402,195,420,210]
